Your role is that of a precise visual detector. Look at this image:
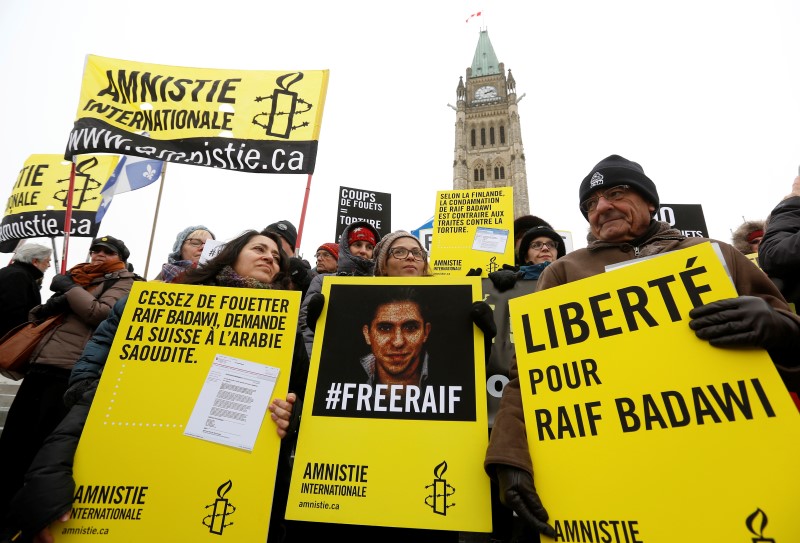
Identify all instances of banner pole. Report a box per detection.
[296,173,313,255]
[60,160,77,274]
[50,237,60,273]
[143,161,169,280]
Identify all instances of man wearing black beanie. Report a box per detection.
[485,154,800,539]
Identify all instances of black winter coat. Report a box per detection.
[759,195,800,307]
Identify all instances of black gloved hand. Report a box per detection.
[488,269,520,292]
[688,295,800,350]
[33,294,69,320]
[471,301,497,364]
[470,301,497,338]
[50,274,76,294]
[495,465,556,538]
[305,293,325,332]
[288,257,312,292]
[501,263,520,272]
[63,378,97,409]
[466,268,483,276]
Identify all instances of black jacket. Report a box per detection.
[0,261,43,337]
[759,195,800,307]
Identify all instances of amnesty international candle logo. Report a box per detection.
[425,461,455,516]
[746,508,775,542]
[203,480,236,535]
[53,156,104,210]
[253,73,314,139]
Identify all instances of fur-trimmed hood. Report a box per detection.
[731,219,765,254]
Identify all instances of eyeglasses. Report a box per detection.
[388,247,426,261]
[315,252,335,260]
[90,247,117,256]
[184,239,206,247]
[580,185,632,214]
[529,241,557,251]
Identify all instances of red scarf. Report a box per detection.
[69,260,126,287]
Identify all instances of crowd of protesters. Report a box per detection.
[0,156,798,543]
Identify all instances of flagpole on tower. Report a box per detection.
[143,161,169,280]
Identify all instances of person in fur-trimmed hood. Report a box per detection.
[298,221,381,357]
[731,219,765,255]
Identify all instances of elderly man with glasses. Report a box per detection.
[485,154,800,538]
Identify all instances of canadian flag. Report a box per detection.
[466,11,482,23]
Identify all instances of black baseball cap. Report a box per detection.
[90,235,130,261]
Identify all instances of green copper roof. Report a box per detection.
[470,29,500,77]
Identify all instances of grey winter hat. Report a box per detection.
[373,230,427,277]
[168,225,215,264]
[579,155,659,219]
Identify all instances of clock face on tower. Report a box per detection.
[474,85,498,100]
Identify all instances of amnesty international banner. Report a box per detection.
[431,187,514,277]
[65,55,329,174]
[1,154,119,252]
[286,277,492,533]
[508,242,800,541]
[56,282,301,543]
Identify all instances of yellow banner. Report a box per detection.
[431,187,514,277]
[286,276,492,532]
[56,281,300,542]
[65,55,329,174]
[1,153,119,251]
[508,242,800,541]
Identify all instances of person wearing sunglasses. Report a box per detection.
[154,225,215,283]
[0,235,137,518]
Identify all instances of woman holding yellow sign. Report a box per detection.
[0,229,309,543]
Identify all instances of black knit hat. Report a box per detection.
[579,155,659,219]
[518,225,565,264]
[513,215,553,243]
[263,220,297,250]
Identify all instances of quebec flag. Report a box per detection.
[95,156,163,223]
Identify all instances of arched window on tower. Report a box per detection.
[500,125,506,144]
[499,166,505,179]
[480,168,485,181]
[480,128,486,146]
[474,168,479,182]
[471,128,476,147]
[490,127,495,145]
[494,166,499,179]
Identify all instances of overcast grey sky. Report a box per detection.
[2,0,799,283]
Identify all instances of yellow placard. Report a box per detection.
[65,55,329,174]
[286,276,492,533]
[1,154,119,249]
[431,187,514,276]
[508,242,800,541]
[56,281,300,543]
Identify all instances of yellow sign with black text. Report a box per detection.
[65,55,329,174]
[431,187,514,276]
[56,281,300,543]
[1,154,119,250]
[508,242,800,541]
[286,276,492,533]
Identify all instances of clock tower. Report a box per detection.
[452,29,529,218]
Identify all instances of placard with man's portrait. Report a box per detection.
[287,276,491,532]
